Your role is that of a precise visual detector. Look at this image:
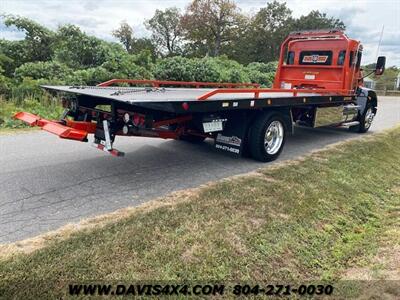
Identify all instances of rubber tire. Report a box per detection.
[349,103,374,133]
[248,112,286,162]
[180,134,206,143]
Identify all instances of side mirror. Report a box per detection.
[375,56,386,75]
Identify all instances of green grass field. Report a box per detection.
[0,127,399,299]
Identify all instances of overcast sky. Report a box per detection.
[1,0,399,66]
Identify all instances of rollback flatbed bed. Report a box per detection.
[15,30,386,162]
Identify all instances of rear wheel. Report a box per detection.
[249,112,286,162]
[349,103,375,133]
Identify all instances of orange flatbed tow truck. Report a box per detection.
[15,30,386,162]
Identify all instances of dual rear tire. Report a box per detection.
[180,111,288,162]
[247,112,287,162]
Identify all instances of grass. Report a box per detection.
[0,127,399,299]
[0,97,63,131]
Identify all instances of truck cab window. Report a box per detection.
[349,51,354,67]
[338,50,346,65]
[356,51,362,69]
[286,51,295,65]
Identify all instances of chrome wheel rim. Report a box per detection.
[264,120,284,155]
[365,108,374,129]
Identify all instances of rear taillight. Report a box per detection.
[182,102,189,111]
[132,114,145,126]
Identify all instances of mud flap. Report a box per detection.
[214,111,249,156]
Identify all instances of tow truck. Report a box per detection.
[15,30,386,162]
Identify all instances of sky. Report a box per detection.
[0,0,399,66]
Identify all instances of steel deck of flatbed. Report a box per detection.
[42,85,355,114]
[42,85,329,102]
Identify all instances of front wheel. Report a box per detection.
[248,112,286,162]
[350,104,375,133]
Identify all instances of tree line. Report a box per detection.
[117,0,345,63]
[0,0,347,100]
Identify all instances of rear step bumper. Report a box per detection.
[14,112,89,141]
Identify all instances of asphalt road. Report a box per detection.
[1,97,399,244]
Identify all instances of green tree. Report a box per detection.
[153,55,257,83]
[293,10,345,31]
[112,22,157,57]
[131,38,158,59]
[245,62,277,86]
[14,61,72,81]
[368,66,399,90]
[231,3,346,64]
[0,53,13,96]
[246,61,278,74]
[181,0,244,57]
[145,8,183,56]
[100,52,152,80]
[245,1,293,63]
[153,56,194,81]
[54,25,121,69]
[0,52,14,76]
[112,21,135,53]
[2,15,54,62]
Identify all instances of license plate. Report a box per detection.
[203,121,223,133]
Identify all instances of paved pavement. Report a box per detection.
[1,97,399,243]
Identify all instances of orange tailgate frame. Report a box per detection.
[14,112,95,141]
